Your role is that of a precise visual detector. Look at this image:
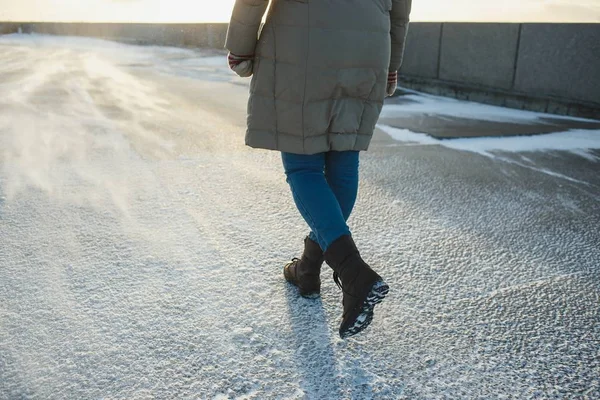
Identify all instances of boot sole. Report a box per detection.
[340,280,389,339]
[299,290,320,299]
[287,284,321,299]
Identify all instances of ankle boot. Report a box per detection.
[284,237,324,298]
[324,235,389,338]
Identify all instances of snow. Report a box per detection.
[377,92,600,182]
[377,125,600,184]
[1,34,599,399]
[379,91,597,124]
[377,126,600,159]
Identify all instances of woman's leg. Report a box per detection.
[306,151,360,245]
[325,151,360,222]
[281,152,350,251]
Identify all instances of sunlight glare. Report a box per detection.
[0,0,598,23]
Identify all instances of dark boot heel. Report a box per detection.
[283,237,324,298]
[342,280,389,338]
[366,280,389,306]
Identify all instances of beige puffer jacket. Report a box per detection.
[226,0,412,155]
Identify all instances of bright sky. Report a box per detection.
[0,0,599,23]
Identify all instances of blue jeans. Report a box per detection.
[281,151,360,252]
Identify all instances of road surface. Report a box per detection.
[1,35,599,399]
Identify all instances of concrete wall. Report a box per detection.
[399,23,442,79]
[1,21,599,118]
[0,23,21,34]
[515,24,600,106]
[400,22,600,119]
[3,22,228,48]
[440,23,520,90]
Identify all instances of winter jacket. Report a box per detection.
[226,0,412,155]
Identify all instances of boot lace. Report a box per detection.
[333,271,359,300]
[284,258,300,271]
[285,257,299,265]
[333,272,343,290]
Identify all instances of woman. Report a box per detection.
[226,0,412,339]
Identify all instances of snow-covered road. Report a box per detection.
[1,35,599,399]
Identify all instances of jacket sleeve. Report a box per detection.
[389,0,412,72]
[225,0,270,56]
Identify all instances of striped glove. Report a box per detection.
[387,71,398,97]
[228,52,254,78]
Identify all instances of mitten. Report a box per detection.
[228,52,254,78]
[386,71,398,97]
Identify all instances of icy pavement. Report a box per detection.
[1,34,599,399]
[379,90,600,139]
